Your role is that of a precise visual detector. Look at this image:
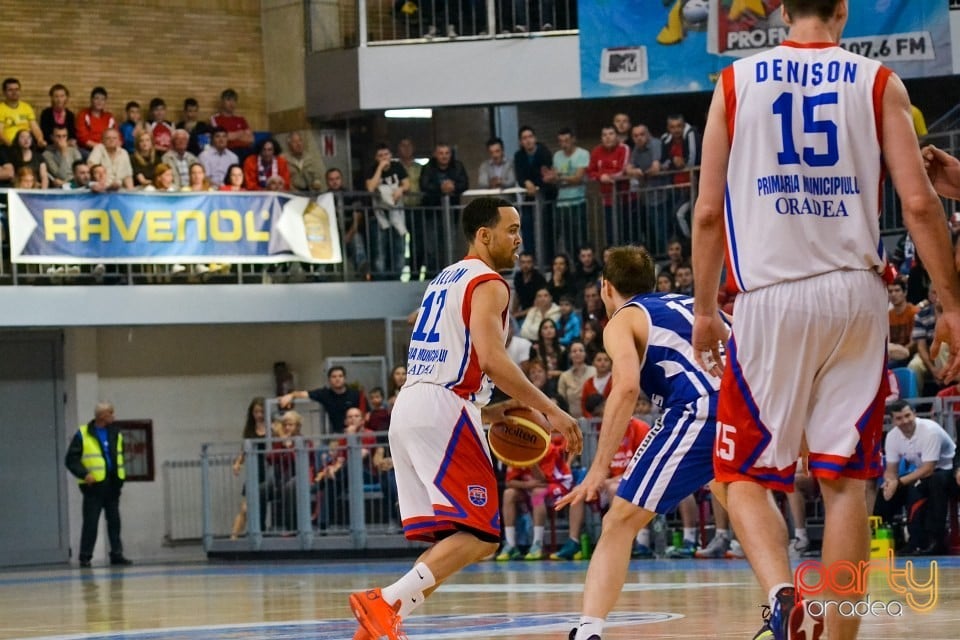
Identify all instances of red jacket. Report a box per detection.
[587,143,630,205]
[243,154,291,191]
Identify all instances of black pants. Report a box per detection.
[79,480,123,561]
[874,468,954,549]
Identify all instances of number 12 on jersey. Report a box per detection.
[412,289,447,343]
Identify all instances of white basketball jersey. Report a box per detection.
[722,42,891,292]
[403,257,509,407]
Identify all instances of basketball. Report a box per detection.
[488,407,551,467]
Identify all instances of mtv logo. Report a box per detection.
[600,46,649,87]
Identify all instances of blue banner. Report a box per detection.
[580,0,951,98]
[7,191,342,264]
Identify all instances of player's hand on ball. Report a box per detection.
[545,405,582,455]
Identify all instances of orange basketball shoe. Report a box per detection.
[349,588,407,640]
[352,626,373,640]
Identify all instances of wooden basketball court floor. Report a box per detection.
[1,556,958,639]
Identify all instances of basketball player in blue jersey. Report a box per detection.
[692,2,960,639]
[349,197,581,640]
[557,245,726,640]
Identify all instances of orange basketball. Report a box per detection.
[488,406,551,466]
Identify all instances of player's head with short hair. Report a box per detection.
[462,196,512,243]
[602,245,656,298]
[783,0,840,21]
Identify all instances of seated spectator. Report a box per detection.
[210,88,254,155]
[496,432,572,561]
[243,137,291,191]
[387,364,407,406]
[161,129,199,188]
[267,410,313,531]
[365,386,392,433]
[87,128,133,190]
[148,163,176,191]
[555,295,582,347]
[314,407,379,529]
[530,318,568,379]
[907,285,944,392]
[130,131,161,187]
[184,163,213,192]
[581,319,603,364]
[76,87,118,153]
[10,130,49,189]
[39,83,77,147]
[43,126,81,188]
[0,78,46,149]
[147,97,174,153]
[888,276,918,367]
[14,165,38,189]
[512,251,548,320]
[656,272,673,293]
[523,357,560,404]
[119,101,143,154]
[477,136,515,189]
[64,160,90,190]
[278,365,368,434]
[557,341,595,420]
[874,400,957,555]
[505,323,533,367]
[573,245,602,297]
[178,97,214,155]
[547,253,577,304]
[219,164,245,191]
[88,163,111,193]
[199,127,238,187]
[581,349,612,418]
[580,282,608,329]
[673,263,694,295]
[286,131,326,192]
[520,287,562,342]
[371,438,400,528]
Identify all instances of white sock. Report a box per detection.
[533,525,544,546]
[683,527,697,543]
[505,526,516,548]
[575,615,605,640]
[636,529,651,546]
[382,563,436,618]
[769,582,794,610]
[715,529,729,539]
[795,528,808,543]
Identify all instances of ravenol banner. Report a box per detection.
[580,0,951,98]
[7,191,342,264]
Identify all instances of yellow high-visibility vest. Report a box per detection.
[77,424,125,483]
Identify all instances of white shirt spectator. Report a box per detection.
[885,417,955,471]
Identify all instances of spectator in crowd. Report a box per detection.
[119,101,142,153]
[888,276,918,367]
[626,124,665,246]
[505,322,534,367]
[130,131,160,187]
[477,136,515,189]
[656,272,673,293]
[587,125,631,246]
[365,142,410,276]
[626,124,662,183]
[580,349,612,418]
[547,252,577,304]
[580,282,608,328]
[268,410,312,531]
[420,142,468,206]
[210,88,254,155]
[279,365,368,434]
[512,250,548,321]
[371,434,401,528]
[0,143,12,186]
[88,163,111,193]
[64,160,91,190]
[77,87,118,153]
[908,284,944,392]
[573,245,602,298]
[64,402,132,568]
[397,137,422,206]
[147,97,174,153]
[286,131,326,192]
[514,125,556,257]
[388,364,407,404]
[496,432,572,561]
[520,287,562,342]
[14,165,38,188]
[555,294,582,348]
[0,78,45,148]
[219,164,245,191]
[659,238,686,281]
[149,163,176,191]
[230,397,269,538]
[88,128,133,190]
[557,340,596,420]
[161,129,199,188]
[199,127,238,188]
[184,162,213,192]
[674,263,693,295]
[552,128,590,252]
[43,126,81,188]
[244,137,290,191]
[874,400,957,555]
[39,83,77,147]
[178,97,214,155]
[11,130,49,188]
[612,112,633,149]
[530,317,568,380]
[660,114,699,238]
[524,357,559,402]
[365,386,392,432]
[326,167,368,277]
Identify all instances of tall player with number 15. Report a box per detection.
[349,197,581,640]
[692,2,960,640]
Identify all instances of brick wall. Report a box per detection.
[0,0,267,130]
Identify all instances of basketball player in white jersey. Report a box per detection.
[349,197,581,640]
[692,2,960,639]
